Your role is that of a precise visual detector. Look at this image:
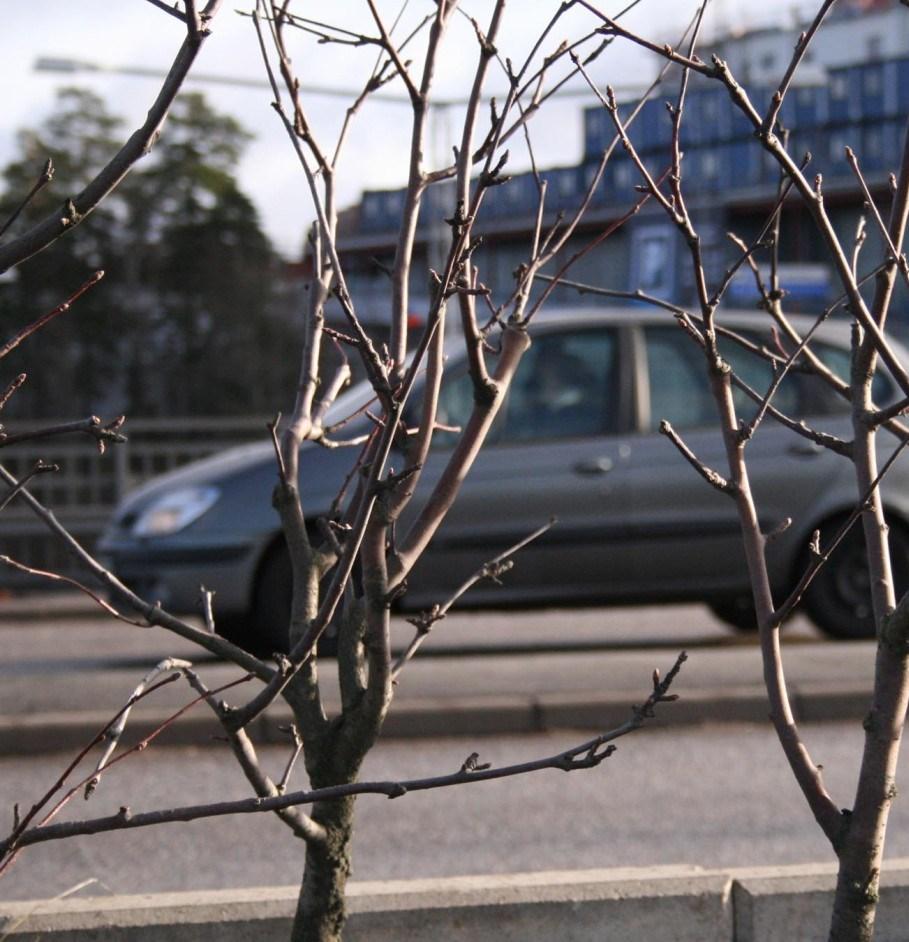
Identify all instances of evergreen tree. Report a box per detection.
[0,89,297,418]
[0,88,127,415]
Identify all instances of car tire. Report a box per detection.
[251,542,292,656]
[803,516,909,640]
[707,596,758,632]
[251,541,338,658]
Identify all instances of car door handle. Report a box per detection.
[787,441,823,458]
[573,456,614,475]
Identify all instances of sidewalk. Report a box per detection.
[0,592,876,755]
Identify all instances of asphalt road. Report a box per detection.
[1,721,907,904]
[0,599,777,666]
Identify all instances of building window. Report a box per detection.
[865,128,882,158]
[830,134,848,162]
[830,73,848,100]
[864,66,882,95]
[614,163,632,190]
[867,35,883,62]
[585,112,603,151]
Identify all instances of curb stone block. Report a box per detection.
[0,867,729,941]
[343,868,733,941]
[732,860,909,942]
[6,864,909,940]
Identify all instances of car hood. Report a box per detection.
[109,372,384,521]
[110,439,278,517]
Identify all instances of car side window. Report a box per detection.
[645,327,717,431]
[432,366,483,449]
[645,324,883,430]
[719,333,800,418]
[721,335,893,418]
[498,329,619,443]
[809,343,894,413]
[432,327,619,448]
[645,325,805,430]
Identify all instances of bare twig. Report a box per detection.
[0,374,26,413]
[0,0,226,272]
[659,422,734,494]
[0,557,149,628]
[775,437,909,625]
[846,147,909,291]
[762,1,837,136]
[277,726,305,794]
[0,463,274,680]
[0,461,58,514]
[0,673,188,876]
[0,415,126,452]
[739,308,833,442]
[143,0,188,22]
[85,659,196,798]
[392,518,556,678]
[0,272,105,360]
[0,159,53,240]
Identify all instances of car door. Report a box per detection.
[404,323,638,607]
[625,323,846,597]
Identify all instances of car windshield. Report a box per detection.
[322,346,437,429]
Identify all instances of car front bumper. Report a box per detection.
[98,540,260,620]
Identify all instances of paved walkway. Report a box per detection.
[0,592,878,755]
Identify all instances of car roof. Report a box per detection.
[529,304,849,338]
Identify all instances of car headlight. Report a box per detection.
[131,486,220,537]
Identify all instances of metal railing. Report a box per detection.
[0,416,271,585]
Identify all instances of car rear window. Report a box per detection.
[643,324,885,431]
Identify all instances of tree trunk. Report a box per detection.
[291,795,356,942]
[826,639,907,942]
[825,369,909,942]
[828,863,877,942]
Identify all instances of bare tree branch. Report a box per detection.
[0,0,226,272]
[761,0,837,136]
[1,655,686,855]
[0,159,53,240]
[392,518,555,678]
[0,272,104,360]
[0,415,126,452]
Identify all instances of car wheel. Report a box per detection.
[251,542,292,655]
[803,516,909,640]
[707,596,758,632]
[251,541,338,658]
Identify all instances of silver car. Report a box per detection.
[98,308,909,649]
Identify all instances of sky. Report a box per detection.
[2,1,812,259]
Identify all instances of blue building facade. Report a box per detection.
[341,48,909,324]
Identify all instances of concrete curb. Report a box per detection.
[4,682,875,756]
[3,862,909,940]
